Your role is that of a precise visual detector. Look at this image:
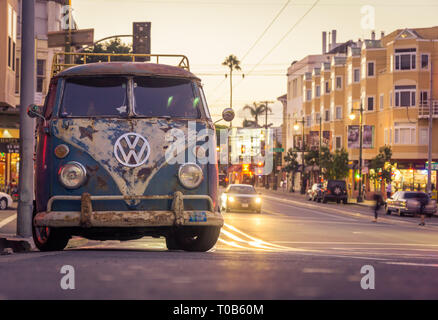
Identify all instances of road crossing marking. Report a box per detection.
[0,214,17,228]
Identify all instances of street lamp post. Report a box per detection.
[294,117,306,194]
[350,103,364,203]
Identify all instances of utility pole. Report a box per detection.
[319,115,322,182]
[64,0,72,65]
[427,58,433,195]
[17,0,35,237]
[263,101,273,188]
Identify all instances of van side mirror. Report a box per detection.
[222,108,235,122]
[27,104,45,121]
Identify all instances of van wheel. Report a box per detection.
[32,205,70,251]
[166,226,221,252]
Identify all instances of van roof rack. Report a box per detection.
[51,52,190,77]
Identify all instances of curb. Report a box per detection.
[0,234,35,254]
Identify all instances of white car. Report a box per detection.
[0,192,13,210]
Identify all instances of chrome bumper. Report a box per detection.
[34,192,223,228]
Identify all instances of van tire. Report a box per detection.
[32,204,70,251]
[166,226,221,252]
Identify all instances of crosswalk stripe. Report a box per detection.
[0,214,17,228]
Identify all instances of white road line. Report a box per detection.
[383,262,438,267]
[0,213,17,228]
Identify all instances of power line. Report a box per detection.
[240,0,291,62]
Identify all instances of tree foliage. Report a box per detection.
[369,145,394,184]
[76,38,132,63]
[283,148,300,192]
[243,102,271,127]
[320,147,349,180]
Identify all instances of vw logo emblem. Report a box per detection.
[114,132,151,167]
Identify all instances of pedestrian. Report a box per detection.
[386,183,392,199]
[418,197,427,226]
[373,192,383,222]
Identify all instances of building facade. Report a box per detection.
[0,0,65,191]
[283,27,438,197]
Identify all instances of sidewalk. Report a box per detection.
[256,186,375,207]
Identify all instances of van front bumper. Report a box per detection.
[34,192,223,228]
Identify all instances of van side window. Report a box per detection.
[43,80,58,119]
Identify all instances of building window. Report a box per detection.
[336,76,342,89]
[325,81,330,94]
[367,62,375,77]
[306,115,311,127]
[379,94,384,110]
[419,128,428,145]
[15,58,20,94]
[335,106,342,120]
[367,96,374,111]
[353,68,360,83]
[394,124,416,145]
[36,59,46,93]
[316,85,321,97]
[7,5,17,70]
[324,109,330,122]
[306,89,312,101]
[8,37,12,68]
[420,91,428,105]
[395,48,416,70]
[395,85,416,107]
[421,54,429,69]
[335,136,342,150]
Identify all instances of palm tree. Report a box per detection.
[243,102,271,127]
[222,54,241,127]
[242,119,257,128]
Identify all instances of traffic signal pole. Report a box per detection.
[17,0,35,237]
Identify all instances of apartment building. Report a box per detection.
[0,0,65,190]
[283,27,438,196]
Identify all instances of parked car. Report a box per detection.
[320,180,348,204]
[218,173,228,187]
[307,183,323,202]
[0,192,13,210]
[386,191,437,217]
[221,184,262,213]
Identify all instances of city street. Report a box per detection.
[1,190,438,300]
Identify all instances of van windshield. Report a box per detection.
[60,77,128,117]
[133,77,200,118]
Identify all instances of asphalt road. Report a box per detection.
[1,190,438,299]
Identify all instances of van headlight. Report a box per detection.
[58,161,87,189]
[178,163,203,189]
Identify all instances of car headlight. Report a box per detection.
[255,197,261,204]
[178,163,203,189]
[228,196,234,202]
[58,161,87,189]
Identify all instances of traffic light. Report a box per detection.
[133,22,151,61]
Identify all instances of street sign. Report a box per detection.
[272,148,284,152]
[48,28,94,48]
[133,22,151,61]
[426,162,438,170]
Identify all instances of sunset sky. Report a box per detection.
[72,0,438,126]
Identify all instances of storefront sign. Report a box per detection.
[426,162,438,171]
[0,138,20,153]
[347,125,374,149]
